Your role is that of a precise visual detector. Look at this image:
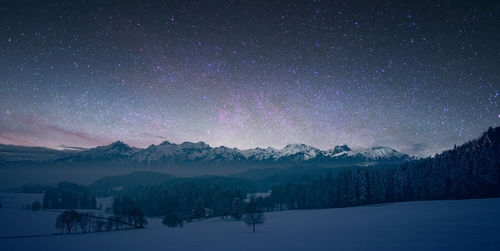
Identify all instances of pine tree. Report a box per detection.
[91,195,97,209]
[231,197,244,220]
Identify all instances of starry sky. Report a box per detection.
[0,0,499,156]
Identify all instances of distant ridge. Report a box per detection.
[0,140,411,167]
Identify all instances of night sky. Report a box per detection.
[0,0,499,156]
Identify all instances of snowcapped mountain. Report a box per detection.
[5,126,500,167]
[240,144,321,161]
[358,146,408,160]
[275,144,321,160]
[205,146,247,162]
[324,145,353,157]
[131,141,245,163]
[240,147,279,161]
[239,143,408,163]
[320,145,409,162]
[54,141,140,162]
[3,140,411,166]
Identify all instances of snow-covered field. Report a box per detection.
[0,192,44,209]
[1,196,499,250]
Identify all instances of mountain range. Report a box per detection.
[0,140,411,167]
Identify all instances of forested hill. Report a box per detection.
[269,127,500,209]
[410,126,500,199]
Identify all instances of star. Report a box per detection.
[0,0,497,157]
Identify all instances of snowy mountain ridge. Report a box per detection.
[51,140,409,164]
[0,140,412,165]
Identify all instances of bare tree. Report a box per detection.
[242,201,265,232]
[55,210,79,234]
[31,201,41,211]
[77,213,91,233]
[126,207,147,228]
[105,216,115,231]
[91,217,106,232]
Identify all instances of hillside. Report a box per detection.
[1,197,499,250]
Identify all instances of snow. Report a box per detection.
[0,208,60,236]
[131,141,246,162]
[36,140,410,164]
[323,145,409,161]
[239,147,279,160]
[276,144,320,160]
[244,191,271,202]
[1,197,500,250]
[132,143,183,162]
[240,144,408,162]
[331,149,357,157]
[0,209,63,236]
[359,146,407,160]
[0,192,44,209]
[55,141,140,161]
[96,196,113,211]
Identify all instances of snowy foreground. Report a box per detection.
[1,198,500,251]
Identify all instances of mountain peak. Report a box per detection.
[159,140,173,146]
[100,140,133,152]
[333,144,351,153]
[3,137,414,164]
[110,140,125,145]
[180,141,210,150]
[107,141,132,150]
[283,143,314,149]
[279,143,319,160]
[360,146,407,160]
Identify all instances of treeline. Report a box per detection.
[43,182,97,209]
[267,127,500,210]
[55,209,147,235]
[117,177,252,220]
[112,196,148,228]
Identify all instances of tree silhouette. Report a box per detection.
[231,197,244,220]
[243,201,265,232]
[162,212,183,227]
[31,201,41,211]
[55,210,79,234]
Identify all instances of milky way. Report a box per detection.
[0,0,499,156]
